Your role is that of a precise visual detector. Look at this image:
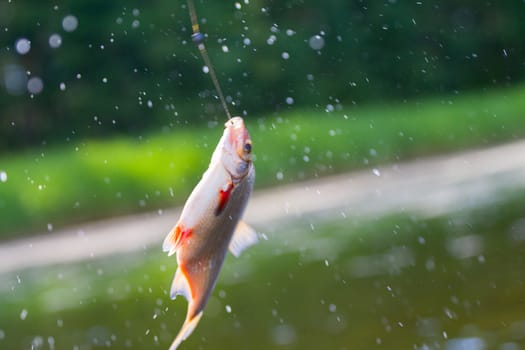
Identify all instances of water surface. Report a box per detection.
[1,196,524,350]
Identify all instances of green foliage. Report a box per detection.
[1,84,525,239]
[1,0,525,149]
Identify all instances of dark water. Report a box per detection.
[1,196,525,350]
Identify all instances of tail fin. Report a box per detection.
[169,311,203,350]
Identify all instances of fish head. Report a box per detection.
[218,116,253,179]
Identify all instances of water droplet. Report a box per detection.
[27,77,44,94]
[147,100,153,108]
[221,45,229,53]
[20,309,28,320]
[102,77,108,83]
[62,15,78,32]
[132,19,140,29]
[271,324,296,345]
[48,33,62,48]
[372,168,381,177]
[243,38,251,46]
[276,171,283,181]
[225,305,232,313]
[0,171,7,183]
[308,35,325,50]
[202,65,209,74]
[281,51,290,59]
[234,2,241,9]
[47,223,53,232]
[47,336,55,348]
[59,82,66,91]
[15,38,31,55]
[132,8,140,16]
[285,97,294,105]
[266,35,276,45]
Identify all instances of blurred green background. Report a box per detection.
[1,0,525,349]
[2,0,525,151]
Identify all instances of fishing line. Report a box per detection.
[187,0,233,120]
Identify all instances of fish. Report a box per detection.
[162,116,257,350]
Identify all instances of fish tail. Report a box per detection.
[169,311,203,350]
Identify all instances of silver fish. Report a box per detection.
[163,116,257,349]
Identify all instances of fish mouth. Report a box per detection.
[225,117,248,140]
[225,117,252,160]
[222,117,252,179]
[225,116,244,128]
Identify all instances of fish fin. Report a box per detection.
[215,181,234,216]
[229,221,258,257]
[170,267,192,301]
[169,311,203,350]
[163,224,192,256]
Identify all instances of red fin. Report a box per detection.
[163,224,192,256]
[215,182,234,216]
[170,265,193,301]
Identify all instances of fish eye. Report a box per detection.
[244,142,252,154]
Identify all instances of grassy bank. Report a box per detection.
[1,85,525,239]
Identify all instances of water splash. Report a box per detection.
[49,34,62,48]
[15,38,31,55]
[309,35,325,50]
[62,15,78,32]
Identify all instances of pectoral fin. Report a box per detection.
[163,224,192,256]
[229,221,258,257]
